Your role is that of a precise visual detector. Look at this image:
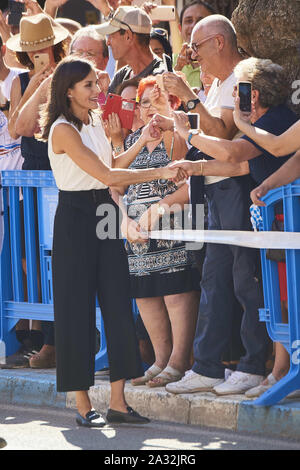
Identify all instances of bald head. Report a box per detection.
[193,14,237,50]
[190,14,240,79]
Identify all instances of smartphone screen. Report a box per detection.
[238,82,252,113]
[187,112,200,130]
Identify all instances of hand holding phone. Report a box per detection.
[187,112,200,130]
[238,81,252,113]
[33,53,50,73]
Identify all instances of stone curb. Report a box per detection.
[1,369,300,440]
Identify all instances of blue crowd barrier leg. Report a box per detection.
[0,188,19,359]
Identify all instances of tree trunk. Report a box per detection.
[232,0,300,115]
[205,0,239,18]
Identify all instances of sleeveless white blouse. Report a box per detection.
[48,114,112,191]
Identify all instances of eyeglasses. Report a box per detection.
[151,28,169,40]
[71,50,98,58]
[190,34,219,53]
[139,99,152,108]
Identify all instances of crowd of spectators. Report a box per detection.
[1,0,300,410]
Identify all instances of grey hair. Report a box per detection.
[70,26,109,58]
[234,58,289,108]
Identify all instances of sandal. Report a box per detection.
[147,365,184,388]
[131,364,162,386]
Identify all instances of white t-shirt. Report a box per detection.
[203,72,241,185]
[0,110,23,171]
[48,114,112,191]
[0,68,24,101]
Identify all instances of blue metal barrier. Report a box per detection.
[252,178,300,406]
[0,170,114,371]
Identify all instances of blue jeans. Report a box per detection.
[192,177,270,379]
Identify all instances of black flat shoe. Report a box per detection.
[106,406,150,424]
[75,410,106,428]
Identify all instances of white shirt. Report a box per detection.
[0,68,24,101]
[0,110,23,171]
[203,72,241,185]
[48,114,112,191]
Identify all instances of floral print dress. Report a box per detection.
[124,128,200,298]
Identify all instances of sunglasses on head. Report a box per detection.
[151,28,168,40]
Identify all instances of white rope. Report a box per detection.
[150,229,300,250]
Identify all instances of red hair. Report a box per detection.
[137,76,181,110]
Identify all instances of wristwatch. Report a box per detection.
[186,98,200,111]
[187,130,199,145]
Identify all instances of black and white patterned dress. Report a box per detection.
[124,128,200,298]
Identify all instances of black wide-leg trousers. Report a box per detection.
[52,189,143,392]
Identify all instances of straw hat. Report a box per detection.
[6,13,69,53]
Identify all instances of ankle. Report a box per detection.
[154,359,169,370]
[76,391,91,417]
[167,361,187,374]
[30,330,44,351]
[272,369,288,382]
[77,406,92,418]
[109,402,128,413]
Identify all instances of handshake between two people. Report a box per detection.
[120,112,202,244]
[146,111,200,182]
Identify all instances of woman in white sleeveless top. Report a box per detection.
[39,56,183,427]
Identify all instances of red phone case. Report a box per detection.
[102,94,136,129]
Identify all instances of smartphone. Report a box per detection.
[8,0,25,26]
[33,53,50,73]
[149,6,176,21]
[102,93,136,130]
[132,0,161,6]
[238,81,252,113]
[187,113,200,130]
[156,74,165,92]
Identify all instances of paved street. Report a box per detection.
[0,403,300,451]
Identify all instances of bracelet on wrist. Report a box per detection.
[113,145,123,154]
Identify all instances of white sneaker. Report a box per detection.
[245,373,277,398]
[213,371,264,395]
[224,368,234,381]
[165,370,224,394]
